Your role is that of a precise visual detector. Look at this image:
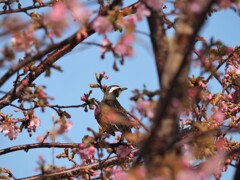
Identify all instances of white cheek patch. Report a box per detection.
[109,86,120,93]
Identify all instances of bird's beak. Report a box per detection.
[121,87,128,91]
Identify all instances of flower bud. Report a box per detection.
[89,105,94,110]
[99,72,105,78]
[81,96,87,101]
[90,83,99,88]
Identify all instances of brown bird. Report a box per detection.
[94,85,134,136]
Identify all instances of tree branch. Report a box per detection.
[0,142,130,156]
[0,2,52,15]
[18,149,138,180]
[0,143,80,155]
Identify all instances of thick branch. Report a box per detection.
[140,0,217,175]
[147,11,168,86]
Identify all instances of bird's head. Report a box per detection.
[103,85,127,99]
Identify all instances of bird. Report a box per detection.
[94,85,136,137]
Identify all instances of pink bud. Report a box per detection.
[198,81,206,88]
[129,153,134,158]
[227,94,232,100]
[225,74,229,79]
[88,146,95,155]
[79,143,85,149]
[208,94,212,100]
[99,72,105,77]
[225,158,231,165]
[81,96,87,101]
[102,84,107,90]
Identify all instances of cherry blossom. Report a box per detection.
[111,168,126,180]
[199,152,225,178]
[48,2,68,37]
[116,145,132,158]
[68,0,92,24]
[36,135,47,143]
[115,34,135,57]
[11,30,35,52]
[92,16,114,34]
[134,4,151,21]
[136,100,155,119]
[59,121,72,133]
[0,124,20,140]
[143,0,164,11]
[189,2,203,13]
[100,37,111,54]
[78,145,96,164]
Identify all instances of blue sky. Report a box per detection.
[0,2,240,179]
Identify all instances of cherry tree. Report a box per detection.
[0,0,240,179]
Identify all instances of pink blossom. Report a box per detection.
[78,146,96,164]
[176,170,200,180]
[224,74,229,79]
[198,81,206,88]
[88,146,95,156]
[4,125,20,140]
[217,0,232,9]
[129,153,134,158]
[11,31,35,52]
[124,167,147,179]
[92,16,113,34]
[228,65,240,75]
[100,38,111,53]
[227,93,233,100]
[136,100,155,119]
[79,143,85,149]
[199,152,224,178]
[213,110,225,125]
[143,0,164,11]
[215,136,227,150]
[111,168,126,180]
[208,94,212,100]
[189,2,203,13]
[134,4,151,21]
[49,2,67,23]
[116,145,132,158]
[78,148,89,162]
[29,116,41,128]
[81,96,87,101]
[99,71,105,77]
[48,2,68,37]
[59,121,72,133]
[115,34,135,57]
[182,144,194,166]
[36,135,47,143]
[68,0,92,24]
[0,124,9,134]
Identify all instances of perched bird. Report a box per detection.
[94,85,135,136]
